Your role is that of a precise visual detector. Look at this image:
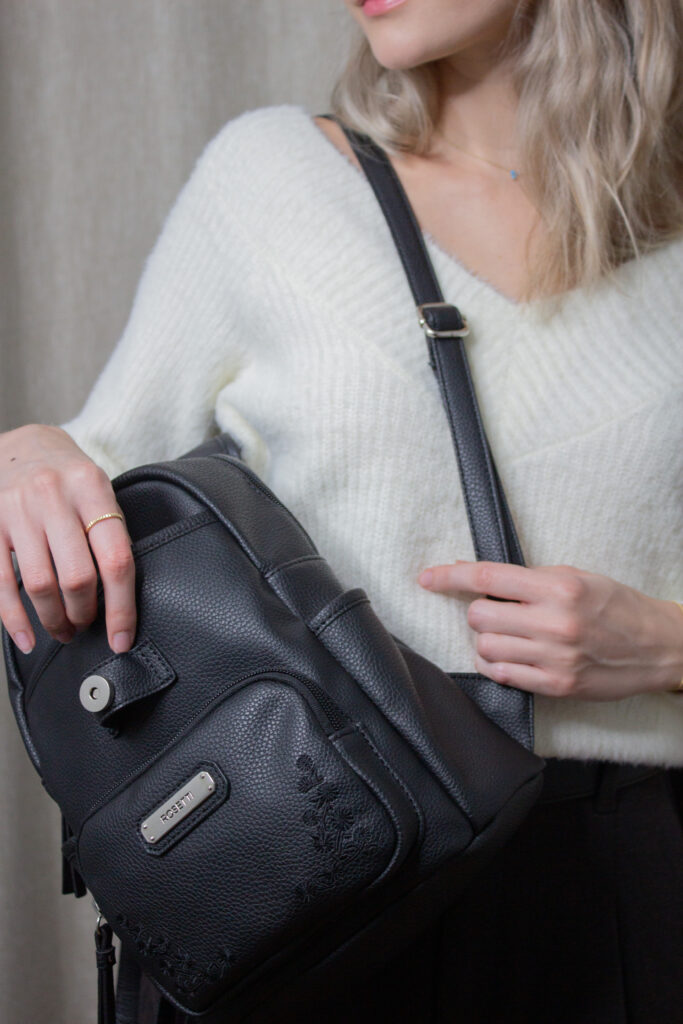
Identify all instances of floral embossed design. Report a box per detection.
[296,753,323,793]
[116,912,235,996]
[294,753,377,904]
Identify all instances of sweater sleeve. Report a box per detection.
[57,129,265,480]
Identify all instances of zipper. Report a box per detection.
[287,672,348,734]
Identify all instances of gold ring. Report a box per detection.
[84,512,124,535]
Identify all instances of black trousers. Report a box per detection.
[137,762,683,1024]
[269,762,683,1024]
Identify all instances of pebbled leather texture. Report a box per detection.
[3,444,543,1021]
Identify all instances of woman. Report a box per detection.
[1,1,681,1021]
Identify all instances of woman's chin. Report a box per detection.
[365,37,443,72]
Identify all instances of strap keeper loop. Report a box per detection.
[417,302,470,338]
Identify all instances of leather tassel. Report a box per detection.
[61,849,87,898]
[60,814,72,896]
[95,920,117,1024]
[61,815,87,897]
[61,849,75,896]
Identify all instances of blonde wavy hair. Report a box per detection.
[330,0,683,302]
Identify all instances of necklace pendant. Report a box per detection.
[509,169,519,181]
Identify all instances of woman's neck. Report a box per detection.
[431,54,520,165]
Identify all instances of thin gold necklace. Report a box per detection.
[434,130,522,181]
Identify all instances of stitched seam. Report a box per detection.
[436,343,509,561]
[311,594,371,636]
[130,509,215,557]
[3,629,42,770]
[434,348,482,560]
[87,638,174,698]
[331,736,405,887]
[113,457,319,574]
[23,641,63,707]
[355,722,424,839]
[205,455,319,562]
[130,642,175,687]
[200,767,539,1024]
[313,630,476,827]
[264,554,325,579]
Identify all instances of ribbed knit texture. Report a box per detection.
[59,104,683,767]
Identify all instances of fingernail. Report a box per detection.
[15,631,34,654]
[56,630,74,644]
[418,570,433,588]
[112,631,131,653]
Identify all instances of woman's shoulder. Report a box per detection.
[207,103,313,154]
[178,103,368,259]
[193,104,336,196]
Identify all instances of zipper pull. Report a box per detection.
[93,898,117,1024]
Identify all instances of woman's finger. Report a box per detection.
[43,502,101,631]
[475,630,547,667]
[65,463,137,652]
[473,653,558,695]
[82,514,137,653]
[9,523,74,642]
[0,536,36,653]
[466,595,570,641]
[418,560,554,603]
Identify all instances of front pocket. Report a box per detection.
[76,674,416,1015]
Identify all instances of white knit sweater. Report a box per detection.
[59,104,683,767]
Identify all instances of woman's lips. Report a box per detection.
[358,0,409,16]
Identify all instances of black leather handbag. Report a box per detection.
[3,119,545,1024]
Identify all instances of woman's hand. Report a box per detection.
[417,560,683,700]
[0,424,136,655]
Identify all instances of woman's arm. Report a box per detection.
[1,118,265,656]
[57,129,255,478]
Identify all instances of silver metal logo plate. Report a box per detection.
[141,770,215,844]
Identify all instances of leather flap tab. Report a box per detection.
[78,637,176,729]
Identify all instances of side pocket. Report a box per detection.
[309,593,542,832]
[332,725,423,886]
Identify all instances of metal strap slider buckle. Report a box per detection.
[417,302,470,339]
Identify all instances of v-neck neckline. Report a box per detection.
[300,105,680,324]
[303,107,552,316]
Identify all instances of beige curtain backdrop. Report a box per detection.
[0,3,350,1021]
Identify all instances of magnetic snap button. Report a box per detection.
[79,674,114,713]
